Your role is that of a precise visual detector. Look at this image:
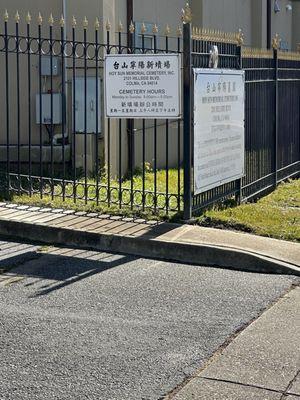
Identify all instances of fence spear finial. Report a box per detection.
[37,12,43,25]
[152,23,158,35]
[95,17,100,30]
[60,14,65,27]
[4,9,9,22]
[236,28,244,46]
[165,24,171,36]
[141,22,147,34]
[72,15,77,28]
[177,26,182,37]
[83,16,88,29]
[49,13,54,26]
[106,18,111,31]
[129,20,135,34]
[15,10,20,24]
[118,20,123,32]
[182,2,192,24]
[26,11,31,24]
[272,33,281,50]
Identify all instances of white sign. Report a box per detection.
[104,54,181,119]
[194,69,245,195]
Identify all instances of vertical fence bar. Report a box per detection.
[165,33,169,214]
[72,20,77,203]
[235,42,243,204]
[72,21,77,203]
[129,28,134,211]
[153,32,158,213]
[4,16,10,195]
[38,19,43,198]
[142,32,146,211]
[118,29,122,208]
[16,16,21,194]
[177,33,182,212]
[274,47,279,187]
[50,21,54,199]
[61,21,66,201]
[183,22,192,220]
[84,23,88,204]
[106,27,111,207]
[27,17,32,196]
[95,21,100,206]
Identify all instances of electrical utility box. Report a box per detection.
[40,56,60,76]
[73,77,101,134]
[36,93,62,124]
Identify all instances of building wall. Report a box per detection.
[134,0,185,34]
[271,0,293,50]
[191,0,297,50]
[0,0,299,178]
[251,0,267,48]
[292,1,300,50]
[200,0,252,46]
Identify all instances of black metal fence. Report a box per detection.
[0,14,183,216]
[186,26,300,218]
[0,11,299,219]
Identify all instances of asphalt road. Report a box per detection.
[0,239,298,400]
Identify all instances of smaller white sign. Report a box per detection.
[104,54,181,119]
[193,69,245,195]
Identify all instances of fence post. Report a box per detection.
[273,34,279,187]
[182,12,193,220]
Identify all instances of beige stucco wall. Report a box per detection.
[134,0,185,34]
[251,0,267,48]
[198,0,252,46]
[292,1,300,50]
[1,0,299,178]
[271,0,293,50]
[191,0,298,50]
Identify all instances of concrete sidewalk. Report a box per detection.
[0,202,299,275]
[171,286,300,400]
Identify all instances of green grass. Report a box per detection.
[1,168,299,242]
[198,180,300,242]
[2,168,183,221]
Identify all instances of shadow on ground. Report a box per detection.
[0,241,136,297]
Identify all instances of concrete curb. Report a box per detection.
[0,219,299,276]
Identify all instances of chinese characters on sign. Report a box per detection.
[193,69,245,195]
[104,54,181,119]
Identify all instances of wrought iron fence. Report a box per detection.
[0,6,299,219]
[0,12,184,216]
[186,26,300,217]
